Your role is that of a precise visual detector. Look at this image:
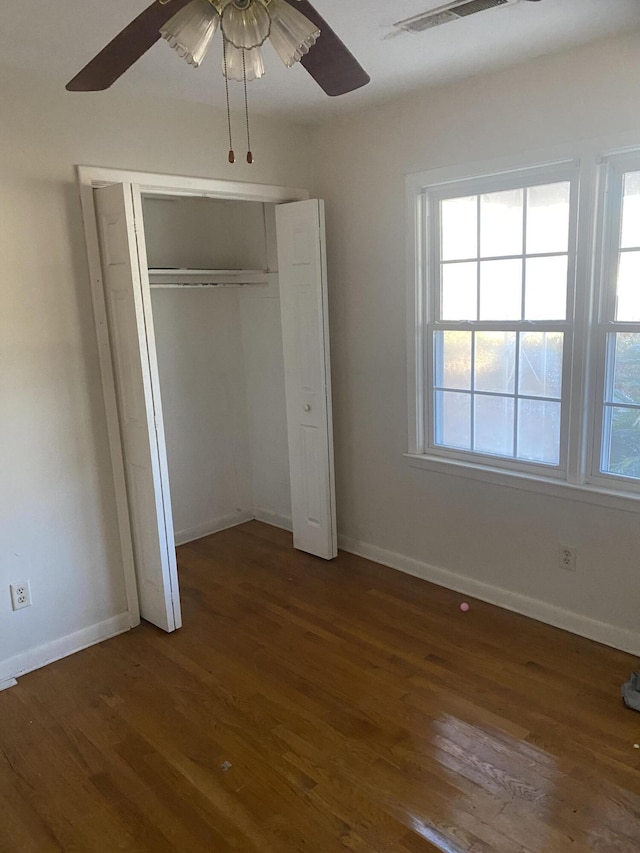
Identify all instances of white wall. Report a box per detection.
[151,288,254,544]
[0,64,310,682]
[142,196,268,270]
[311,31,640,653]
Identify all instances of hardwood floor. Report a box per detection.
[2,521,640,851]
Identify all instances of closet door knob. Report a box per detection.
[304,404,311,412]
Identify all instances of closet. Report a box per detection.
[84,169,336,635]
[144,195,291,547]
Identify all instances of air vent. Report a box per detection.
[394,0,516,33]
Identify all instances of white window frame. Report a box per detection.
[405,148,640,512]
[589,151,640,495]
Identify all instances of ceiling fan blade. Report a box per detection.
[66,0,193,91]
[284,0,370,97]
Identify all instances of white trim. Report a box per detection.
[404,151,580,199]
[175,511,254,546]
[0,612,132,683]
[406,181,425,454]
[589,151,640,491]
[405,452,640,513]
[77,166,309,204]
[338,535,640,656]
[0,678,17,692]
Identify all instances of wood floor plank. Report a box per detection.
[1,520,640,851]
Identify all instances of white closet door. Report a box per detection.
[94,183,181,631]
[276,199,337,559]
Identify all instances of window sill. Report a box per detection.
[404,453,640,514]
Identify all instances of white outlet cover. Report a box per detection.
[559,546,577,571]
[10,581,32,610]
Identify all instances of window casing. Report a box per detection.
[591,154,640,490]
[408,150,640,501]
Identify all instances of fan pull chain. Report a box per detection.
[222,36,235,164]
[242,50,253,164]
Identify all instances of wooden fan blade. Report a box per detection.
[66,0,193,91]
[284,0,370,97]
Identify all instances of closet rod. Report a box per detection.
[149,282,268,289]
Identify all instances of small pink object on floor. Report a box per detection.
[460,602,470,612]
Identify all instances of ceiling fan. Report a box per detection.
[65,0,542,163]
[66,0,370,97]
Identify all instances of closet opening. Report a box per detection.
[142,193,292,547]
[80,167,336,633]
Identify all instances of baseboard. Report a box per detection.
[0,678,17,692]
[338,535,640,657]
[175,510,254,546]
[0,611,132,684]
[252,508,293,532]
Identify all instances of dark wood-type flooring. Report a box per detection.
[1,521,640,851]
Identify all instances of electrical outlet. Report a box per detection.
[559,545,577,572]
[10,581,32,611]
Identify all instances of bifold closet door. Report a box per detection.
[276,199,337,560]
[94,182,181,632]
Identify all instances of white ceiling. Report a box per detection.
[4,0,640,123]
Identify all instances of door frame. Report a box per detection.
[77,165,309,627]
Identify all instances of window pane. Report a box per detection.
[441,196,477,261]
[519,332,563,399]
[524,255,568,321]
[616,251,640,322]
[434,391,471,450]
[611,333,640,405]
[442,262,477,320]
[480,189,523,258]
[517,399,561,465]
[475,332,516,393]
[474,396,514,457]
[602,406,640,480]
[434,331,472,389]
[526,182,571,255]
[479,259,522,320]
[621,171,640,249]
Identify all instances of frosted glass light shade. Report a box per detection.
[221,0,271,50]
[267,0,319,67]
[160,0,219,67]
[223,42,265,81]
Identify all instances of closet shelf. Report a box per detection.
[148,269,277,288]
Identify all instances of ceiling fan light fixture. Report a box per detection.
[160,0,220,67]
[221,0,271,50]
[222,42,266,81]
[267,0,320,67]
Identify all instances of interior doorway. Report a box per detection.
[78,167,337,633]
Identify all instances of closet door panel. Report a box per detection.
[276,199,337,559]
[94,182,181,632]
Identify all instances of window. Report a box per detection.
[594,158,640,484]
[408,151,640,500]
